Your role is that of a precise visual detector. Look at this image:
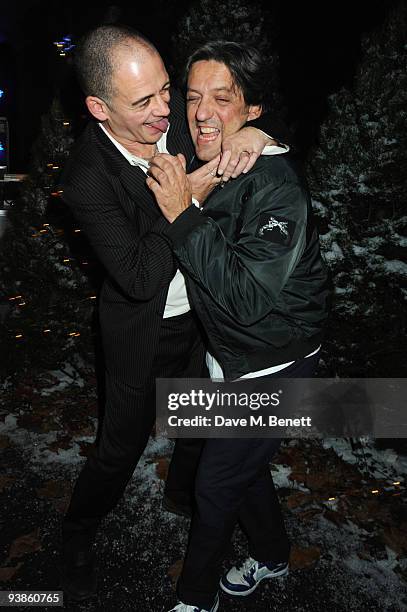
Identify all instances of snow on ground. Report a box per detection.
[1,374,407,611]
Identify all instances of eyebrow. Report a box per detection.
[187,86,234,94]
[131,81,171,106]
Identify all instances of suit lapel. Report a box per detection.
[91,111,195,220]
[92,122,160,220]
[119,163,160,220]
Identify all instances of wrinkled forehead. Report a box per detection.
[187,59,241,96]
[109,43,167,96]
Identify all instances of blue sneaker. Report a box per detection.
[168,592,219,611]
[220,556,288,596]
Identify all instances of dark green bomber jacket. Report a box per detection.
[164,155,330,380]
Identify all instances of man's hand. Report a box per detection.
[188,155,222,204]
[147,153,192,223]
[219,127,275,181]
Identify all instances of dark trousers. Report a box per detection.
[63,311,206,549]
[177,352,320,608]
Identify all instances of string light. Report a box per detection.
[15,334,23,339]
[43,329,51,333]
[371,489,379,494]
[9,295,22,301]
[74,229,81,233]
[53,36,75,57]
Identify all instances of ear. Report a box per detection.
[85,96,110,122]
[246,104,262,122]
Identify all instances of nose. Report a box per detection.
[195,97,213,123]
[152,94,170,117]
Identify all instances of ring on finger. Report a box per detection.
[209,170,217,177]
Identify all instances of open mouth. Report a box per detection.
[197,126,220,142]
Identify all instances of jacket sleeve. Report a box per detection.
[247,113,294,149]
[164,178,307,325]
[61,163,176,301]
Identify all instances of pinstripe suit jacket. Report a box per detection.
[60,89,195,385]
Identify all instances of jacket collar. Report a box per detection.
[90,121,160,219]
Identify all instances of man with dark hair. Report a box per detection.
[148,40,329,612]
[59,26,287,602]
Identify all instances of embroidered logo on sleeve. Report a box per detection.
[256,213,295,246]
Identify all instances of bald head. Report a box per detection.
[75,25,159,104]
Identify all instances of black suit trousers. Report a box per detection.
[63,311,206,544]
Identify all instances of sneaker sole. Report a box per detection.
[220,566,289,597]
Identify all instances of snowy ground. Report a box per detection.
[1,371,407,612]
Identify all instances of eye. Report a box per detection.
[216,98,230,104]
[186,96,199,103]
[136,99,150,109]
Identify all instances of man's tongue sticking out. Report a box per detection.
[147,118,169,133]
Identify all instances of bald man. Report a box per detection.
[59,25,288,601]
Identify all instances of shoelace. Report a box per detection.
[238,557,257,581]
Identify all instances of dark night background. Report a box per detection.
[0,0,395,171]
[0,3,407,609]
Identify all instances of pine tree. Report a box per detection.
[170,0,282,112]
[308,2,407,376]
[0,96,98,380]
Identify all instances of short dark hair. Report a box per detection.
[74,25,157,103]
[186,40,270,111]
